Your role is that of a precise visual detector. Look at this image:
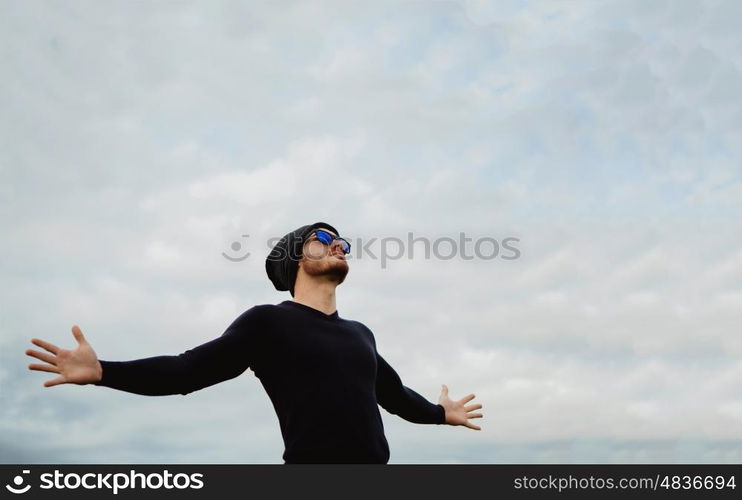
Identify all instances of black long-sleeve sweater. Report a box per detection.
[92,300,446,463]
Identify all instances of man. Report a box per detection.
[26,222,483,463]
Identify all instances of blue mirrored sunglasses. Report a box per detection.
[308,229,351,254]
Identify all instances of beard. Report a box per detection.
[300,255,349,284]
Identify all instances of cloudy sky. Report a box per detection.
[1,0,740,464]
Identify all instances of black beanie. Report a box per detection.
[265,222,340,297]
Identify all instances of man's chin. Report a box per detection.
[302,257,349,280]
[326,260,349,279]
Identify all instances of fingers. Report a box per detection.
[31,338,60,355]
[26,349,57,366]
[28,363,60,374]
[464,403,482,412]
[467,413,483,419]
[464,421,482,431]
[441,384,449,396]
[71,325,87,345]
[458,393,476,405]
[44,376,67,388]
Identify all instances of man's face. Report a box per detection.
[299,227,349,283]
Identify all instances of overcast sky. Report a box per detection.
[1,0,741,464]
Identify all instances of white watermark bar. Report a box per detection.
[1,465,739,499]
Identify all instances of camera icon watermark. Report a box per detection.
[221,234,251,262]
[5,470,31,494]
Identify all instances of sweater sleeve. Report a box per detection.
[375,352,446,425]
[91,307,262,396]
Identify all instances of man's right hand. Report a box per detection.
[26,325,103,387]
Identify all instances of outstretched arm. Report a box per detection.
[375,353,484,430]
[26,310,260,397]
[90,324,254,396]
[375,352,446,424]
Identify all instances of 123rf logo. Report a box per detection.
[4,469,204,495]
